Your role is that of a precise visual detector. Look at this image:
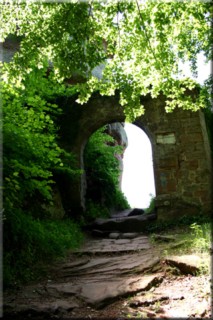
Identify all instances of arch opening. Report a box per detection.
[83,122,129,217]
[56,91,212,220]
[83,122,156,219]
[121,123,156,209]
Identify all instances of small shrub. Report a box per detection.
[190,222,210,253]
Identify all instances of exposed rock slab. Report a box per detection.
[165,254,203,275]
[58,252,160,278]
[4,239,162,315]
[83,273,164,308]
[47,273,164,308]
[75,235,151,253]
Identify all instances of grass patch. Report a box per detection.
[145,213,211,233]
[150,221,211,274]
[151,222,211,254]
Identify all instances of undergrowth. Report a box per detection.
[3,210,84,288]
[145,213,211,233]
[150,217,211,274]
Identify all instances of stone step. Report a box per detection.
[74,235,152,253]
[110,208,145,218]
[86,212,157,233]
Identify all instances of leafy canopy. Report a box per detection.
[0,0,212,120]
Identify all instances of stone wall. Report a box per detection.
[2,37,211,221]
[135,94,212,220]
[56,91,212,221]
[55,92,125,216]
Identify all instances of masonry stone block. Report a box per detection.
[56,91,212,222]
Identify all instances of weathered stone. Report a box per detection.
[110,209,133,218]
[165,255,203,275]
[0,37,20,63]
[105,123,128,148]
[89,213,157,233]
[81,273,164,308]
[4,230,211,318]
[152,234,176,242]
[109,232,120,239]
[129,293,170,307]
[127,208,145,216]
[60,257,90,269]
[99,231,140,240]
[75,235,151,253]
[58,252,160,277]
[120,232,140,239]
[47,273,164,308]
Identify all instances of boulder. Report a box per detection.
[128,208,145,216]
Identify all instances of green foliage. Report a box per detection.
[2,61,81,213]
[1,37,82,287]
[0,1,212,121]
[145,212,211,233]
[84,201,110,221]
[84,127,130,220]
[151,222,210,275]
[190,222,211,253]
[144,195,156,214]
[3,209,83,287]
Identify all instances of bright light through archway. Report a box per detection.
[121,123,156,209]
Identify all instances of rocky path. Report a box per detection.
[4,230,212,319]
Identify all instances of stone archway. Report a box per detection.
[56,91,212,221]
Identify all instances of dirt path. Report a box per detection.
[3,232,212,319]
